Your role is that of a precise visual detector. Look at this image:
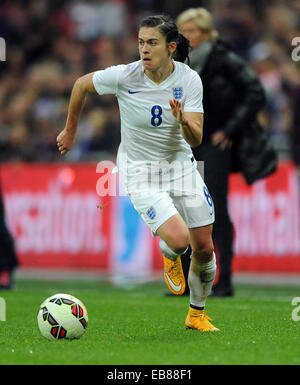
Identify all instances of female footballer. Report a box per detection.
[57,15,219,332]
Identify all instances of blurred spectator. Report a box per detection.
[69,0,128,40]
[0,186,18,289]
[251,52,292,159]
[0,0,299,165]
[176,7,268,297]
[291,84,300,176]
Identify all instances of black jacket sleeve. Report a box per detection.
[222,51,266,138]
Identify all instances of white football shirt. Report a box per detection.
[92,60,203,182]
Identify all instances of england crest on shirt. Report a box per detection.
[173,87,183,100]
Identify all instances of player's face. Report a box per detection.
[138,27,174,72]
[179,20,208,49]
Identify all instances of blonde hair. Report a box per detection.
[176,7,219,42]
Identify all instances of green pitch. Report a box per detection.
[0,278,299,365]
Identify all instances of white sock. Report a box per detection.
[188,252,216,308]
[159,238,186,261]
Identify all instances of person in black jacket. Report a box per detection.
[291,85,300,175]
[176,8,266,296]
[0,185,18,290]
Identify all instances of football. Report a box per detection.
[37,293,88,340]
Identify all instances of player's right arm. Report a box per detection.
[57,72,96,156]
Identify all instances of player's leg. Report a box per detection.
[185,224,219,331]
[189,224,216,308]
[194,143,234,296]
[156,213,189,256]
[171,167,219,331]
[128,191,188,295]
[156,214,189,295]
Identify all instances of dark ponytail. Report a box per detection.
[139,15,190,64]
[172,33,190,64]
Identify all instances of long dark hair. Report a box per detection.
[139,15,190,64]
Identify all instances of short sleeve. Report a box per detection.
[183,73,204,113]
[92,65,124,96]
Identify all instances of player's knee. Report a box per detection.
[168,231,190,255]
[192,245,214,263]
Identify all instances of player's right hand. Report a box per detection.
[56,129,76,156]
[169,98,185,124]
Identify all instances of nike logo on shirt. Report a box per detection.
[128,90,142,94]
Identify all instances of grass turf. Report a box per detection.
[0,279,299,365]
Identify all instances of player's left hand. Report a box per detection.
[169,98,186,124]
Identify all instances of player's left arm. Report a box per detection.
[169,98,203,148]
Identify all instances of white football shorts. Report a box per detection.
[127,167,215,236]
